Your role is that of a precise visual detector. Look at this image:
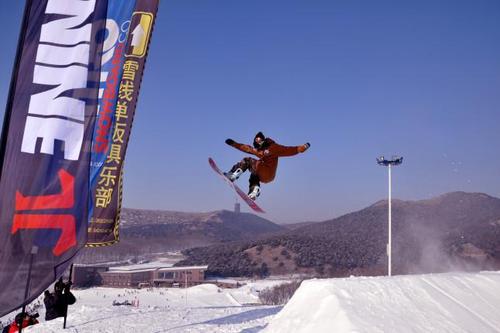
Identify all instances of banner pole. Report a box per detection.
[63,263,74,329]
[18,246,38,333]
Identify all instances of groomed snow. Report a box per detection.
[3,279,286,333]
[264,271,500,333]
[3,272,500,332]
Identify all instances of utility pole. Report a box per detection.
[377,156,403,277]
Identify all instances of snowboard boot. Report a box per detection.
[248,185,261,200]
[224,168,243,182]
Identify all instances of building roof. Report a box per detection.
[102,268,157,275]
[157,265,209,272]
[101,263,208,274]
[74,263,110,268]
[109,261,174,272]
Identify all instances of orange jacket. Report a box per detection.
[229,138,305,183]
[7,318,39,333]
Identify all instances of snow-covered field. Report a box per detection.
[3,271,500,333]
[4,279,286,333]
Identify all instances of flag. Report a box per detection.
[0,0,108,317]
[87,0,159,247]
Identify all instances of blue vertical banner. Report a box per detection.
[87,0,159,246]
[87,0,137,244]
[0,0,108,317]
[90,0,136,207]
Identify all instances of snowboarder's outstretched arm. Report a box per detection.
[275,142,311,157]
[225,139,264,158]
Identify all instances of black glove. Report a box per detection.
[225,139,236,146]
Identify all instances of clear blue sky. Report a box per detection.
[1,0,500,223]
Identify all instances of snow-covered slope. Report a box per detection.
[264,271,500,333]
[3,280,286,333]
[4,272,500,332]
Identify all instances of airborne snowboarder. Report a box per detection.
[224,132,310,200]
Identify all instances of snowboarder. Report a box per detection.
[224,132,310,200]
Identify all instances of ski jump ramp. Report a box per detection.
[263,271,500,333]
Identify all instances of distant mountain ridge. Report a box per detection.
[281,221,319,230]
[78,209,285,264]
[178,192,500,277]
[121,208,284,237]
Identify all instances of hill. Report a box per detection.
[77,209,285,264]
[281,221,319,230]
[177,192,500,277]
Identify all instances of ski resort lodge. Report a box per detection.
[74,263,209,288]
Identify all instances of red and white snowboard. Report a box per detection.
[208,157,265,214]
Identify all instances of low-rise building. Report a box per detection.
[101,268,156,287]
[153,265,209,287]
[73,263,209,288]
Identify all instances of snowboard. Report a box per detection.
[208,157,265,213]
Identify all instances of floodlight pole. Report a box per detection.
[377,155,402,277]
[388,164,392,277]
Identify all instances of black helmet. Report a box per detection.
[15,312,27,323]
[54,277,65,293]
[253,132,266,149]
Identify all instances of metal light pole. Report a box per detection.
[377,156,403,277]
[388,164,392,276]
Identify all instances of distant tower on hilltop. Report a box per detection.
[234,202,241,213]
